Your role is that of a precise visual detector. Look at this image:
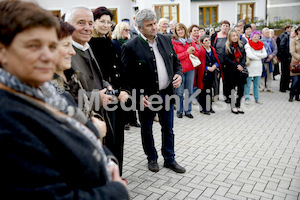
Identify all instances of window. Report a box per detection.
[109,8,118,24]
[237,3,254,23]
[199,6,218,27]
[154,5,179,23]
[91,8,118,24]
[50,10,61,19]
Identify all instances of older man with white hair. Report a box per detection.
[260,27,278,93]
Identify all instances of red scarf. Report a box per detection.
[232,42,243,63]
[248,40,264,50]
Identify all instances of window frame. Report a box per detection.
[50,10,61,19]
[237,3,255,23]
[154,4,179,23]
[199,5,218,27]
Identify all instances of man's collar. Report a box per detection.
[133,25,140,34]
[140,33,157,44]
[72,40,90,51]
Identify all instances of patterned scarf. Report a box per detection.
[178,37,190,46]
[232,42,243,63]
[0,68,68,111]
[261,36,273,75]
[261,36,273,55]
[191,35,200,45]
[0,68,111,181]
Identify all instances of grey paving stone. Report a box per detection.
[122,79,300,199]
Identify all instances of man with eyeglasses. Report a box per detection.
[121,9,186,174]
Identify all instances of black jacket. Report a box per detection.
[278,31,291,61]
[121,33,183,100]
[0,89,129,199]
[223,45,247,85]
[89,37,123,90]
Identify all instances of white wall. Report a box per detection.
[190,0,266,28]
[131,0,191,27]
[35,0,265,28]
[36,0,131,23]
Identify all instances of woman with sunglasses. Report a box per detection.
[194,35,222,115]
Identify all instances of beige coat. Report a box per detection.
[290,36,300,76]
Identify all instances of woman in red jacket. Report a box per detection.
[172,23,200,118]
[194,35,223,115]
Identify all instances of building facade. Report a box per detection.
[267,0,300,23]
[34,0,266,28]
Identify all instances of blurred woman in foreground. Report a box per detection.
[0,1,129,199]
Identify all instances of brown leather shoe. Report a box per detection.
[164,161,186,173]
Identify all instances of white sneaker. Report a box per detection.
[255,100,263,104]
[245,100,250,105]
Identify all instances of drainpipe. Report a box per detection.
[266,0,268,26]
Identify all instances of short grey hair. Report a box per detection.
[135,9,156,29]
[169,20,176,25]
[158,18,169,26]
[238,19,246,25]
[262,27,269,34]
[65,6,93,24]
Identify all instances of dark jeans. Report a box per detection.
[280,60,291,91]
[227,74,245,108]
[223,68,231,100]
[213,70,220,97]
[199,71,214,111]
[290,75,300,99]
[230,83,245,108]
[138,95,175,164]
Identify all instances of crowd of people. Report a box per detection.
[0,0,299,198]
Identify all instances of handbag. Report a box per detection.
[189,54,201,67]
[188,43,201,67]
[272,56,278,65]
[290,62,300,73]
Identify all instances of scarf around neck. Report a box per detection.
[261,36,273,54]
[0,68,68,111]
[117,38,129,45]
[232,42,243,63]
[248,39,264,50]
[177,37,190,45]
[191,35,200,45]
[0,68,111,180]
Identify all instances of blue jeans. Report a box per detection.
[244,76,260,101]
[290,75,300,98]
[138,95,175,164]
[176,70,195,114]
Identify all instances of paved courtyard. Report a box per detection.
[122,75,300,200]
